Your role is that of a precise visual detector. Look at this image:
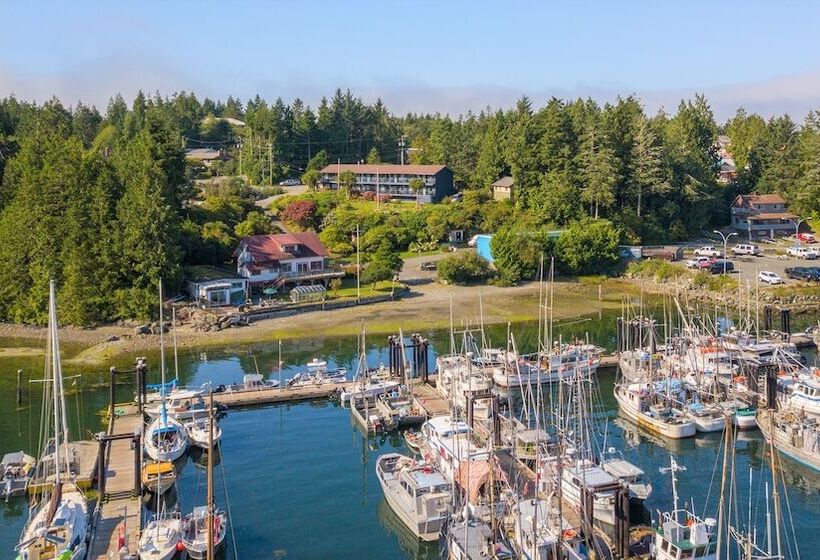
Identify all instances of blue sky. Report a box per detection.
[3,1,820,120]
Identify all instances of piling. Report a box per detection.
[16,369,22,406]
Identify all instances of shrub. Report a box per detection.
[280,199,318,230]
[555,219,621,275]
[626,260,687,282]
[437,252,493,285]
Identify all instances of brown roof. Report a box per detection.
[492,176,514,188]
[734,193,787,207]
[320,163,447,175]
[749,212,796,221]
[238,231,328,264]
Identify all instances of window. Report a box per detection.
[311,260,323,270]
[280,263,291,273]
[297,263,309,273]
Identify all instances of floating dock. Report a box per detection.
[212,381,353,408]
[87,411,143,559]
[27,441,98,494]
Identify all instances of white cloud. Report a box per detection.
[2,59,820,122]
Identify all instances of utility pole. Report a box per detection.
[356,224,361,302]
[399,136,406,165]
[269,142,273,186]
[238,137,243,176]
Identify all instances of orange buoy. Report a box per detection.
[176,541,185,552]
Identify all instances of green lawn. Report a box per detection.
[330,278,401,298]
[399,246,447,259]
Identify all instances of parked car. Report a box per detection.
[694,246,722,257]
[686,256,712,269]
[796,233,817,244]
[709,260,735,274]
[785,266,820,281]
[731,244,760,256]
[786,246,819,259]
[419,261,437,271]
[279,178,300,186]
[759,271,784,284]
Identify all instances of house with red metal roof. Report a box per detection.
[730,194,796,239]
[235,231,344,290]
[319,163,454,203]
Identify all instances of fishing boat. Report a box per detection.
[757,408,820,471]
[1,451,35,500]
[15,281,88,560]
[652,457,717,560]
[287,358,347,387]
[600,449,652,502]
[376,453,451,541]
[446,517,514,560]
[141,461,177,495]
[614,382,696,439]
[184,416,223,449]
[138,511,182,560]
[618,348,662,383]
[339,328,401,404]
[492,343,601,387]
[376,393,426,428]
[684,402,726,433]
[420,416,490,482]
[505,497,589,560]
[145,286,188,463]
[351,395,395,434]
[781,376,820,418]
[559,459,621,526]
[145,389,219,422]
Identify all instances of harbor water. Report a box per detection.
[1,311,818,558]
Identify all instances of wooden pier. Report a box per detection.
[87,411,143,559]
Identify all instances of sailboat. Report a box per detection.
[145,284,188,462]
[138,509,182,560]
[15,281,88,560]
[181,393,228,559]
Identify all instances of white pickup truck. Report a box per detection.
[786,246,819,259]
[694,246,722,257]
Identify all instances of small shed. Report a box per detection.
[492,176,514,201]
[185,266,247,307]
[290,284,326,303]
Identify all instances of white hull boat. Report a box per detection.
[614,383,696,439]
[139,512,182,560]
[181,506,227,559]
[1,451,35,500]
[16,483,88,560]
[185,417,222,449]
[376,453,451,541]
[340,379,401,404]
[145,416,188,462]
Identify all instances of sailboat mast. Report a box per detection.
[159,281,166,386]
[49,280,63,482]
[172,306,179,382]
[207,391,215,560]
[768,414,783,559]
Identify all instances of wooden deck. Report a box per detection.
[411,378,450,418]
[87,412,143,559]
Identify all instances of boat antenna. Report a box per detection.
[659,455,686,523]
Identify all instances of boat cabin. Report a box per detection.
[654,510,717,560]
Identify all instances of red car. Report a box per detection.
[796,233,816,244]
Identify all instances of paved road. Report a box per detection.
[400,250,460,282]
[255,183,308,210]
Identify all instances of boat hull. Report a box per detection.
[614,387,696,439]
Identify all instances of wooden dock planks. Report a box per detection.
[87,412,142,559]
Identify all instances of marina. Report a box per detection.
[0,309,818,559]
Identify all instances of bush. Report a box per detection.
[555,219,621,275]
[692,271,738,291]
[437,252,493,284]
[490,226,554,284]
[625,260,687,282]
[280,199,318,230]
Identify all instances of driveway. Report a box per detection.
[400,250,461,282]
[255,183,308,210]
[678,241,819,284]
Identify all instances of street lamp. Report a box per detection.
[713,230,737,274]
[791,217,806,246]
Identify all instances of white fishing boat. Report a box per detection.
[558,459,620,526]
[145,389,218,422]
[684,402,726,433]
[138,511,182,560]
[141,461,176,495]
[184,416,222,449]
[757,408,820,472]
[652,457,717,560]
[16,281,88,560]
[447,518,514,560]
[716,400,758,430]
[600,449,652,502]
[493,344,601,387]
[376,453,451,541]
[420,416,489,482]
[181,505,227,559]
[436,354,493,417]
[505,497,589,560]
[617,348,662,383]
[781,376,820,418]
[287,359,347,387]
[1,451,35,500]
[614,382,696,439]
[338,377,401,404]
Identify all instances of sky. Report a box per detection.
[3,1,820,121]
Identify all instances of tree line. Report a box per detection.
[1,89,819,324]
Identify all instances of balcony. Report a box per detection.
[280,267,345,281]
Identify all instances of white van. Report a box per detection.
[731,244,760,256]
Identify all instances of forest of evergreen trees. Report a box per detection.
[0,89,818,325]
